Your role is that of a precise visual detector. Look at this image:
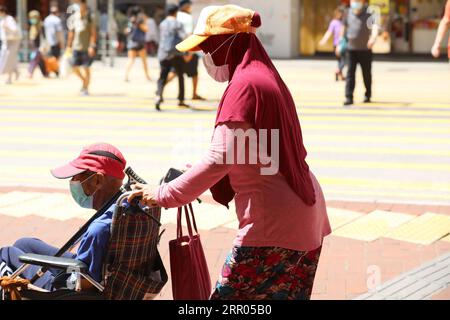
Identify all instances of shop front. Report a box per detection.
[300,0,449,56]
[0,0,79,17]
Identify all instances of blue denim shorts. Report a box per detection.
[72,50,93,67]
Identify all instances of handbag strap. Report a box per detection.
[183,205,195,237]
[177,207,183,239]
[176,204,199,239]
[187,203,199,234]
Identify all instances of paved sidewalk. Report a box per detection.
[0,188,449,300]
[355,253,450,300]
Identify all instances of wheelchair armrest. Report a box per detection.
[19,254,88,273]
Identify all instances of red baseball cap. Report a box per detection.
[51,143,127,180]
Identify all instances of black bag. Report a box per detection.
[131,26,146,45]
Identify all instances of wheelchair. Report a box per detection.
[1,167,168,300]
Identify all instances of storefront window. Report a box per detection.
[302,0,448,55]
[409,0,447,53]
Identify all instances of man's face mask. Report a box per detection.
[202,34,238,83]
[70,173,98,209]
[351,1,364,12]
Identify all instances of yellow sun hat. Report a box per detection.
[176,4,256,52]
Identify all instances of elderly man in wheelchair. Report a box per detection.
[0,143,167,300]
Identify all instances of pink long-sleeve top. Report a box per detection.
[156,122,332,252]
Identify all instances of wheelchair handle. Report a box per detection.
[121,167,147,192]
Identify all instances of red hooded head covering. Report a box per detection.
[200,13,316,207]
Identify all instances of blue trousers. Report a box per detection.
[0,238,75,291]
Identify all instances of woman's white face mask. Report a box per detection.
[202,34,238,83]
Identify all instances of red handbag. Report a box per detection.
[169,204,212,300]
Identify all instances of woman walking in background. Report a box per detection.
[124,6,151,82]
[0,5,21,84]
[27,10,48,79]
[319,6,346,81]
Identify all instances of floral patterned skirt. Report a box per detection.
[210,246,322,300]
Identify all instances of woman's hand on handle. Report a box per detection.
[128,183,159,207]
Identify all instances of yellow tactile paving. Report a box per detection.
[385,213,450,245]
[331,210,415,242]
[326,208,364,230]
[0,191,44,209]
[37,203,93,221]
[0,193,74,218]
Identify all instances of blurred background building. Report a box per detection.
[0,0,448,58]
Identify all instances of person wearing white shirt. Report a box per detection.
[167,0,205,100]
[145,14,159,56]
[44,6,64,59]
[177,6,193,35]
[0,5,21,84]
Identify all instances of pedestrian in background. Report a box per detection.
[114,9,128,54]
[44,6,64,59]
[155,4,188,111]
[0,5,21,85]
[431,0,450,60]
[145,12,159,57]
[124,6,151,82]
[339,0,379,106]
[176,0,205,100]
[66,0,97,96]
[27,10,48,79]
[319,6,347,81]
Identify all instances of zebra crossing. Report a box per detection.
[0,58,449,245]
[1,93,450,205]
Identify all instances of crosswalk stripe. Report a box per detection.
[3,96,450,109]
[3,105,450,117]
[0,149,448,172]
[1,168,449,193]
[313,159,450,172]
[320,177,450,193]
[3,122,450,135]
[1,145,450,162]
[2,132,450,147]
[3,113,449,125]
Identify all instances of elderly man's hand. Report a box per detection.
[128,183,159,207]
